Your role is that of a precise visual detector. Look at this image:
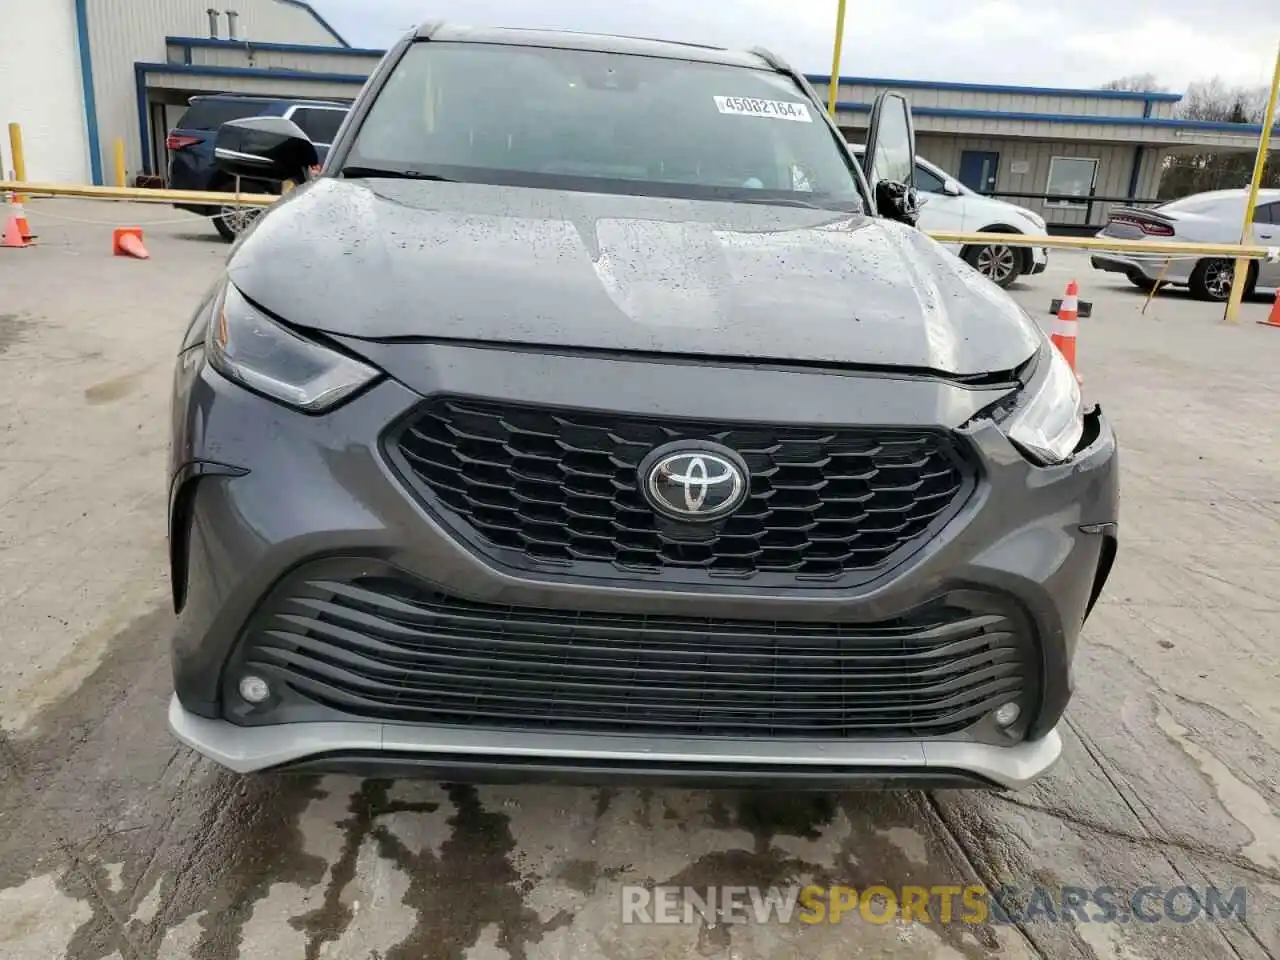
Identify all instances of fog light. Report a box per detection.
[994,702,1021,727]
[238,675,271,704]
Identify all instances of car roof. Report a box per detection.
[412,22,784,71]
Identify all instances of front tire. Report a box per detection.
[212,182,271,243]
[964,242,1022,288]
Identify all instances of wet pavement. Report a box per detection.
[2,201,1279,960]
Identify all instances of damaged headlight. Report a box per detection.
[206,283,379,413]
[1001,339,1084,465]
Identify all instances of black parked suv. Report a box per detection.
[167,24,1118,791]
[166,94,349,240]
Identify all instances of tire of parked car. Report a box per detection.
[212,180,275,243]
[1188,258,1255,302]
[961,229,1026,289]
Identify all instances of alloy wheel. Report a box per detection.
[976,244,1018,285]
[217,204,263,238]
[1203,259,1233,300]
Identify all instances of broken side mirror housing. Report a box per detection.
[214,117,319,185]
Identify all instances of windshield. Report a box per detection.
[344,42,864,210]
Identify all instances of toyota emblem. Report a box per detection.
[639,443,749,522]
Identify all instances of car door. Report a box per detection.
[1252,201,1280,288]
[912,160,965,235]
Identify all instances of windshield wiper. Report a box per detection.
[339,165,455,182]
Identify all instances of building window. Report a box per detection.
[1046,157,1098,207]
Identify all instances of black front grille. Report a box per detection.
[231,563,1035,739]
[387,397,975,584]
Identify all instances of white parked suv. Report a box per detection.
[853,147,1049,288]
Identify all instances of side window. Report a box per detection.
[914,163,946,194]
[1252,202,1277,224]
[290,107,347,145]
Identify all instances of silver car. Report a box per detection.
[1091,188,1280,301]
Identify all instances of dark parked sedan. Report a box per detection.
[166,23,1118,791]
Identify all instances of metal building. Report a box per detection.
[808,75,1278,232]
[0,0,349,185]
[3,11,1276,229]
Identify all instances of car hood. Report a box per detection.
[227,178,1041,377]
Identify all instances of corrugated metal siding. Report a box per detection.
[145,70,361,102]
[88,0,341,176]
[1138,146,1165,198]
[837,108,1267,149]
[0,0,90,182]
[812,80,1151,118]
[912,135,1153,227]
[184,45,379,75]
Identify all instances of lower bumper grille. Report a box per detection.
[231,562,1035,739]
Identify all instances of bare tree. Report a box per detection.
[1101,74,1277,198]
[1163,77,1277,197]
[1100,73,1166,93]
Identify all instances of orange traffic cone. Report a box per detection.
[13,201,32,241]
[2,214,29,249]
[112,227,150,260]
[1259,290,1280,329]
[4,193,34,242]
[1051,280,1083,384]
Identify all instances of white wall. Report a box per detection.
[88,0,344,179]
[0,0,90,183]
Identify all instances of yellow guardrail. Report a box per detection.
[930,231,1278,261]
[1,179,273,208]
[3,179,1279,264]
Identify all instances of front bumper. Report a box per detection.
[168,694,1063,790]
[1030,246,1048,274]
[167,339,1119,790]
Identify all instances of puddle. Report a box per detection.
[1156,706,1280,871]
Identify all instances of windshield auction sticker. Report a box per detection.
[714,96,813,122]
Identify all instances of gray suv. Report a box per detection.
[166,23,1118,791]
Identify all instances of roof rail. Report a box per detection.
[747,46,789,72]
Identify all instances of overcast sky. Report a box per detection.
[315,0,1278,92]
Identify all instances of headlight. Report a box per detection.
[1001,341,1084,465]
[207,283,379,412]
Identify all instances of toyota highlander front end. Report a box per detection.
[166,24,1118,790]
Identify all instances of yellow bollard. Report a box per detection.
[8,123,26,203]
[1224,42,1280,325]
[826,0,848,118]
[113,137,127,188]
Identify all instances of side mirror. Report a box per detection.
[942,180,962,197]
[214,116,318,184]
[875,180,922,227]
[863,91,918,225]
